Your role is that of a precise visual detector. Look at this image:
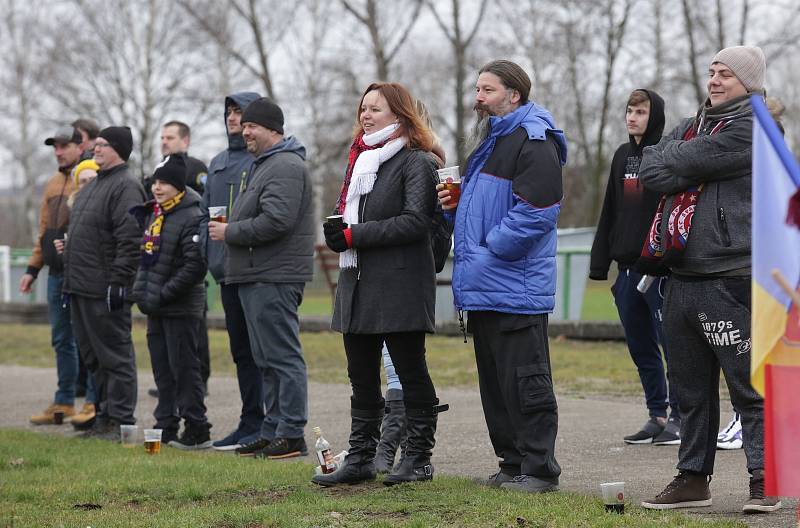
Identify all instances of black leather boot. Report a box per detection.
[374,389,407,474]
[383,400,448,486]
[312,403,383,487]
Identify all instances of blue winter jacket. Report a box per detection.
[450,102,567,314]
[202,91,261,283]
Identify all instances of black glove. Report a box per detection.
[323,220,349,253]
[106,284,127,312]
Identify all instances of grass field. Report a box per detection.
[0,429,745,528]
[0,324,643,397]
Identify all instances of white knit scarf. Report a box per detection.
[340,123,406,269]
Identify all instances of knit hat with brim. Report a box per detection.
[711,45,766,92]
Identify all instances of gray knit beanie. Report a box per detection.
[711,45,766,92]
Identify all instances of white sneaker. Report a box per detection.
[717,412,743,450]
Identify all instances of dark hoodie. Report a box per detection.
[589,89,666,280]
[202,91,261,283]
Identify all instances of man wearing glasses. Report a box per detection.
[63,126,146,441]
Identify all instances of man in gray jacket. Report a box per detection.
[63,126,146,440]
[638,46,780,513]
[209,97,314,459]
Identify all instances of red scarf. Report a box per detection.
[638,120,727,275]
[334,133,387,215]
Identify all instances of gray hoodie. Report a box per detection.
[224,136,314,284]
[639,94,755,276]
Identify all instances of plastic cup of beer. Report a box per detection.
[326,214,344,230]
[437,166,461,207]
[144,428,163,454]
[120,424,138,448]
[600,481,625,513]
[53,411,65,425]
[209,205,227,223]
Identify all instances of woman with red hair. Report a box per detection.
[313,82,446,487]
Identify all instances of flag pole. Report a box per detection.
[771,269,800,308]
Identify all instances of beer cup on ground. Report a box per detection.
[53,411,64,425]
[600,481,625,513]
[120,424,138,448]
[209,206,227,223]
[144,428,163,454]
[436,166,461,207]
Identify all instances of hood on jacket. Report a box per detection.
[254,136,307,163]
[489,102,568,166]
[629,88,665,150]
[224,92,261,150]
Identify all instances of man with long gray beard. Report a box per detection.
[438,60,567,493]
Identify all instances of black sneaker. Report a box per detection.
[161,428,179,445]
[81,418,123,442]
[256,437,308,459]
[624,417,665,444]
[169,424,212,451]
[475,471,516,488]
[653,417,681,446]
[235,437,271,457]
[500,475,559,493]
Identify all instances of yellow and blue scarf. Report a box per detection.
[140,191,185,267]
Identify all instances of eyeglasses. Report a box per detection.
[94,141,111,149]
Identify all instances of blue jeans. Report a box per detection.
[220,283,264,434]
[238,282,308,440]
[47,274,78,405]
[613,269,679,419]
[382,343,403,392]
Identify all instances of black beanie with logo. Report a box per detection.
[152,155,186,191]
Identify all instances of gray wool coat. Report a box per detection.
[331,148,439,334]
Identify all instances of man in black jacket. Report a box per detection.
[589,89,681,445]
[63,126,146,440]
[209,98,314,459]
[131,155,211,449]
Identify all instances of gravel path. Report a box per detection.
[2,365,795,527]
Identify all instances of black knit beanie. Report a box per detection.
[241,98,284,134]
[152,155,186,191]
[98,126,133,162]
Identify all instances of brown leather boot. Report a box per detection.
[641,472,712,509]
[743,469,782,513]
[70,403,96,427]
[30,403,76,425]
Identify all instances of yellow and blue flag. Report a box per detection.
[751,94,800,496]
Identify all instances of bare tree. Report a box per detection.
[427,0,490,168]
[340,0,424,81]
[44,0,215,180]
[0,0,52,245]
[178,0,296,101]
[681,0,705,103]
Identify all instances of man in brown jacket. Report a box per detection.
[21,126,84,425]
